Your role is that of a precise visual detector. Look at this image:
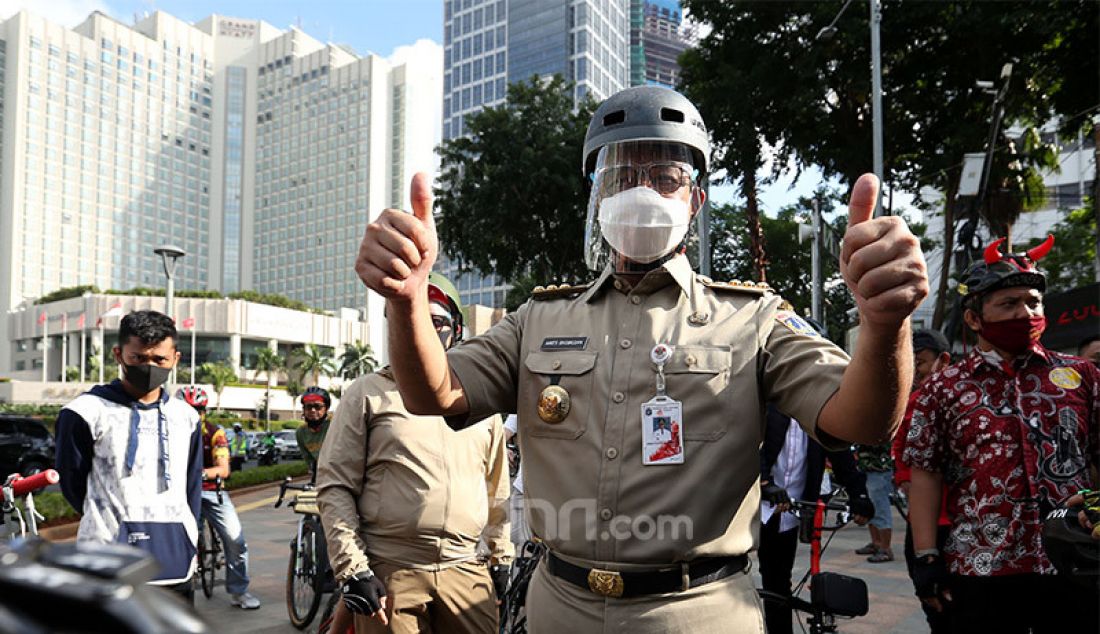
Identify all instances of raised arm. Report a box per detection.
[355,172,469,417]
[817,174,929,444]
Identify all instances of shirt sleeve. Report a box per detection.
[447,303,527,425]
[55,407,94,512]
[211,428,230,461]
[902,386,945,473]
[480,414,514,564]
[316,377,373,583]
[760,303,850,449]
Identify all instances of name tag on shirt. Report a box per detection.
[541,336,588,351]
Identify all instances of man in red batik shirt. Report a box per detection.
[905,237,1099,632]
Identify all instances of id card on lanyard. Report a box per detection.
[642,344,684,465]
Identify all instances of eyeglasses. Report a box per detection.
[598,163,695,196]
[431,315,454,331]
[302,403,326,411]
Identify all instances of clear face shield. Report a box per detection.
[583,141,702,272]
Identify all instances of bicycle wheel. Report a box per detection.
[286,520,324,629]
[200,518,218,598]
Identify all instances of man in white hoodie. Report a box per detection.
[56,310,203,603]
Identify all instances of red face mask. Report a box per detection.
[979,315,1046,354]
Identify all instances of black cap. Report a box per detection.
[912,329,950,354]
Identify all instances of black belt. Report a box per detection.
[545,552,748,598]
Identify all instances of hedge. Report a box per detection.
[225,460,308,489]
[25,491,79,524]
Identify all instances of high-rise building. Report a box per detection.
[629,0,694,88]
[0,9,441,372]
[439,0,631,308]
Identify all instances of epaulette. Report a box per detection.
[531,283,591,300]
[699,275,773,295]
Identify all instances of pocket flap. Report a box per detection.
[524,351,598,375]
[663,345,731,374]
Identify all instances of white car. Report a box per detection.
[273,430,301,459]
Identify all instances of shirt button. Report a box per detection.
[620,339,632,349]
[606,447,619,460]
[630,295,641,305]
[685,355,697,366]
[613,280,624,291]
[612,392,625,403]
[600,508,613,521]
[552,360,562,370]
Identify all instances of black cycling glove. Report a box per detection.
[490,563,511,600]
[761,481,792,507]
[848,493,874,519]
[910,554,949,600]
[342,569,388,616]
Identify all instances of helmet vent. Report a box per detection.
[602,110,626,126]
[660,108,684,123]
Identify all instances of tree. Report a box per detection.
[197,362,237,412]
[679,4,820,283]
[436,75,596,300]
[1030,204,1098,294]
[679,2,1096,330]
[293,344,335,387]
[285,378,304,420]
[339,340,378,380]
[254,346,284,430]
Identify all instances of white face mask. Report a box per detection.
[597,186,691,263]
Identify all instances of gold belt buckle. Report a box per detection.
[587,568,625,598]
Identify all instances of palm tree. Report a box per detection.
[198,361,237,412]
[294,344,336,387]
[254,347,284,431]
[285,377,304,420]
[339,340,378,380]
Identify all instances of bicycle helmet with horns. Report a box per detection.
[958,235,1053,307]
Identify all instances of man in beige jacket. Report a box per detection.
[317,273,512,634]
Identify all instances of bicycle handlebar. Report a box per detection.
[1,470,59,501]
[274,476,314,508]
[788,498,850,513]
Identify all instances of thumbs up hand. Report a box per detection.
[356,172,438,303]
[839,174,929,329]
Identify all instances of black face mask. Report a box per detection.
[123,363,172,394]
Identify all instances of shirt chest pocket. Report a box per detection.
[522,351,598,440]
[662,345,733,441]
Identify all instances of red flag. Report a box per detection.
[97,302,123,327]
[77,313,86,328]
[37,311,47,325]
[182,317,195,329]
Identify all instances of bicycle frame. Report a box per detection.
[759,495,868,634]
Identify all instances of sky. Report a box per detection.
[0,0,870,217]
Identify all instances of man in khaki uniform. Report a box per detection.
[316,273,513,633]
[354,86,929,632]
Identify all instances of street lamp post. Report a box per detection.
[869,0,884,215]
[153,245,186,321]
[816,0,886,216]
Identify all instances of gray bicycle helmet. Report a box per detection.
[582,86,710,177]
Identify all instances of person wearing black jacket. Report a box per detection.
[759,404,874,634]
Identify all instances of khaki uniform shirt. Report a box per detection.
[448,255,849,566]
[317,369,512,582]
